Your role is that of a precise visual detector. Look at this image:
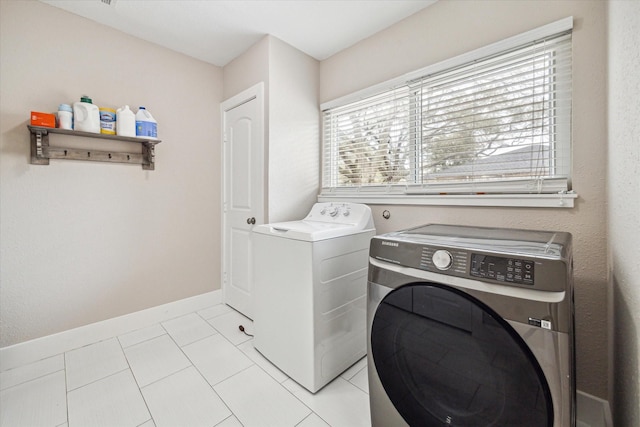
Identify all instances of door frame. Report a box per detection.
[220,82,265,311]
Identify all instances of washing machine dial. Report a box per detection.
[328,206,339,217]
[432,250,453,270]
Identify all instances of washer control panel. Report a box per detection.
[372,240,538,286]
[304,202,374,230]
[470,254,534,285]
[369,225,570,292]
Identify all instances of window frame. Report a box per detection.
[319,17,577,208]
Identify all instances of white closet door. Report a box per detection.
[221,83,264,319]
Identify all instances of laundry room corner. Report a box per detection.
[1,0,637,425]
[0,0,224,349]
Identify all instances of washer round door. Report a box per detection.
[370,283,553,427]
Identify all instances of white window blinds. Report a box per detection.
[323,88,412,187]
[322,25,572,197]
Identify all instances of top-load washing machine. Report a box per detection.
[367,224,575,427]
[253,202,376,393]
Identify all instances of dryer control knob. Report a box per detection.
[432,250,453,270]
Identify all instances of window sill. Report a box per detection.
[317,192,578,208]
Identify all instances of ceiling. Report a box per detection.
[40,0,436,67]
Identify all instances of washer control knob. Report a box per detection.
[328,206,339,217]
[320,208,327,215]
[432,250,453,270]
[343,208,350,217]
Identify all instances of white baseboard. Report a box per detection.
[0,290,221,372]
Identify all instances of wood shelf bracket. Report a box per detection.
[27,125,161,170]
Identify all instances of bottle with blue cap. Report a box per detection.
[135,106,157,139]
[57,104,73,130]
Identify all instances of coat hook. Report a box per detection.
[382,210,391,219]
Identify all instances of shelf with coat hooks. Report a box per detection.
[27,125,161,170]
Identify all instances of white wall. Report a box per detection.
[320,0,609,398]
[0,1,223,348]
[223,36,319,223]
[267,37,319,222]
[223,36,272,222]
[607,1,640,425]
[223,36,271,102]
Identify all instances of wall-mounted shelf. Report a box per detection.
[27,125,161,170]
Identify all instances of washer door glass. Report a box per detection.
[371,283,553,427]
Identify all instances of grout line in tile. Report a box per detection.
[185,340,256,389]
[63,352,69,427]
[117,330,156,425]
[197,304,236,321]
[0,367,67,392]
[160,350,237,422]
[213,414,237,427]
[63,352,69,391]
[0,353,63,376]
[277,378,323,425]
[211,389,235,425]
[138,364,194,391]
[295,412,327,427]
[66,366,131,393]
[214,364,316,427]
[351,365,367,379]
[160,322,168,333]
[195,310,212,323]
[122,332,170,351]
[118,325,167,349]
[66,336,117,353]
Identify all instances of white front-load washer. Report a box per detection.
[253,202,376,393]
[367,224,575,427]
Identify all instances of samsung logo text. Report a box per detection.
[381,241,399,247]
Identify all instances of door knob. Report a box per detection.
[247,217,256,225]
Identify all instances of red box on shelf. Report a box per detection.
[30,111,56,128]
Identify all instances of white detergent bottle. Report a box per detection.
[135,106,157,139]
[73,95,100,133]
[116,105,136,137]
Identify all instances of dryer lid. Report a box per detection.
[252,202,375,242]
[253,220,372,241]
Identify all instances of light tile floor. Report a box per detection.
[0,303,371,427]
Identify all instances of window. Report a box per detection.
[321,18,575,207]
